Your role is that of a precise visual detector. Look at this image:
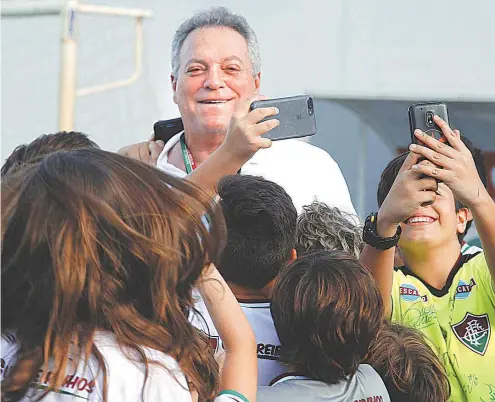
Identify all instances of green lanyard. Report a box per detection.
[179,133,242,175]
[180,134,196,174]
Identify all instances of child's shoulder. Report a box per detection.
[394,252,486,279]
[457,252,489,279]
[393,252,493,302]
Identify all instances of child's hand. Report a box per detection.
[377,152,438,236]
[409,116,487,208]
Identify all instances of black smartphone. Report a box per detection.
[408,102,450,147]
[153,117,184,143]
[250,95,317,141]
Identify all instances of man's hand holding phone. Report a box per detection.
[409,116,488,209]
[117,139,165,166]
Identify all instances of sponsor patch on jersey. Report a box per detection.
[452,312,490,356]
[454,278,476,300]
[399,284,428,302]
[257,343,281,361]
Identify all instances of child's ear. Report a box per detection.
[456,208,470,235]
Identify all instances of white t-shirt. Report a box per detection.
[156,133,357,216]
[257,364,391,402]
[1,332,248,402]
[190,292,286,386]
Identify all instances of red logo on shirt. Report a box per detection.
[207,335,220,353]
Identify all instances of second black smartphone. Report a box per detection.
[408,102,450,147]
[153,117,184,143]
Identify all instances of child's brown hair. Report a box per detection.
[271,250,384,384]
[365,321,450,402]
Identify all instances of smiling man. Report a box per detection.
[119,7,356,215]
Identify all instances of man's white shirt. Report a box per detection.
[156,133,357,216]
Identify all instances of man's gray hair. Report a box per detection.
[171,7,261,78]
[296,201,364,258]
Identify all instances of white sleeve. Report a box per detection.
[215,390,250,402]
[283,141,358,218]
[313,151,358,218]
[1,335,18,382]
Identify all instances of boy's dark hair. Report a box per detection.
[377,136,487,242]
[217,175,297,289]
[271,250,384,384]
[365,322,450,402]
[2,131,99,176]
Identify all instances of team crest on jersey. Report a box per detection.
[455,278,477,300]
[399,284,428,302]
[452,312,491,355]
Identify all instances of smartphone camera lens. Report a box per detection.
[307,97,314,116]
[425,111,435,127]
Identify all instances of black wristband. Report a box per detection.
[363,212,401,250]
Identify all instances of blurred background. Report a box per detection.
[2,0,494,243]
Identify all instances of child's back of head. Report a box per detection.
[271,250,384,383]
[2,131,99,177]
[217,174,297,290]
[365,321,450,402]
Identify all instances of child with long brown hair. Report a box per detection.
[2,98,276,402]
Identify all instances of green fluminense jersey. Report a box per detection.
[391,252,495,402]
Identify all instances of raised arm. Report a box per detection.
[196,265,257,402]
[360,152,439,316]
[409,118,495,284]
[186,96,279,195]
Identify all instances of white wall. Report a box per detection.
[3,0,494,159]
[2,0,494,218]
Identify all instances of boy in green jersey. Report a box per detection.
[360,116,495,402]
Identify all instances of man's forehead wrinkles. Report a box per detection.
[185,56,245,64]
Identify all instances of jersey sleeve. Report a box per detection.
[215,390,250,402]
[307,147,357,217]
[474,253,495,307]
[1,335,18,382]
[390,270,401,322]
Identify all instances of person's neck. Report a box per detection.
[400,240,462,290]
[184,129,226,166]
[227,281,273,301]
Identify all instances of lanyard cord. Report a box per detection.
[179,133,242,175]
[180,133,196,174]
